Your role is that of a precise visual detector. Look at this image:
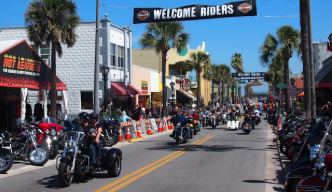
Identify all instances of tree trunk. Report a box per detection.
[284,58,290,111]
[50,43,57,119]
[300,0,312,118]
[196,69,201,109]
[220,80,223,105]
[162,51,167,116]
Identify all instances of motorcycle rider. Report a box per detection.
[242,111,255,129]
[170,110,191,140]
[210,108,219,126]
[190,110,201,130]
[89,112,103,166]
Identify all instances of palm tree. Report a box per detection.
[204,64,219,101]
[185,52,211,108]
[264,56,284,92]
[139,22,189,115]
[299,0,311,117]
[245,84,254,99]
[231,53,244,103]
[25,0,80,118]
[259,25,301,111]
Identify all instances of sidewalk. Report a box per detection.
[265,124,290,192]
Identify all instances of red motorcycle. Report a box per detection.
[36,117,64,159]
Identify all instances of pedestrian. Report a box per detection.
[167,103,172,116]
[116,106,122,117]
[157,105,161,115]
[120,111,132,122]
[135,104,142,121]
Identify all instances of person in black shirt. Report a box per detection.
[88,112,103,166]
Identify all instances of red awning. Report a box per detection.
[111,82,141,95]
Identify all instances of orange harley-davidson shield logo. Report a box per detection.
[137,10,150,20]
[237,3,252,13]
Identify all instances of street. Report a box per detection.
[0,119,276,192]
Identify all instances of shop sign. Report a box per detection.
[142,80,148,94]
[250,80,263,86]
[151,92,163,102]
[133,0,257,24]
[182,78,191,91]
[0,40,66,90]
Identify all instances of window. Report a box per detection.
[127,48,130,70]
[118,46,124,68]
[81,91,93,110]
[111,44,116,67]
[40,44,50,65]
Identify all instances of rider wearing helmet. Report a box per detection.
[89,112,103,166]
[78,112,89,125]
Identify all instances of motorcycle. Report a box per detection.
[0,131,13,173]
[8,123,49,166]
[99,114,120,147]
[210,114,217,129]
[242,119,253,134]
[254,113,261,125]
[188,118,199,135]
[221,110,227,124]
[200,114,207,127]
[57,123,122,187]
[36,117,64,159]
[171,117,192,145]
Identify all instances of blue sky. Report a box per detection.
[1,0,331,94]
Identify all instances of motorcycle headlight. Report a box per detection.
[51,129,56,136]
[46,129,50,134]
[57,129,63,136]
[189,124,193,128]
[0,137,3,144]
[177,122,181,127]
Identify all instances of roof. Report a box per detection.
[315,59,332,84]
[0,39,22,53]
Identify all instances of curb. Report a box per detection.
[275,130,292,189]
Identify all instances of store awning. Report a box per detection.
[111,82,141,95]
[0,40,67,90]
[315,58,332,88]
[177,90,196,101]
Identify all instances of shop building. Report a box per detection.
[315,55,332,107]
[133,42,211,106]
[0,40,67,133]
[0,14,137,116]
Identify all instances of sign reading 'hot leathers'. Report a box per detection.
[133,0,257,24]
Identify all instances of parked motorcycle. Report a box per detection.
[57,124,122,187]
[99,114,120,147]
[36,117,64,159]
[0,131,13,173]
[8,123,49,166]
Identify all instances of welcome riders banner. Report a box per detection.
[133,0,257,24]
[0,40,67,90]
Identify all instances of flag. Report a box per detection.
[166,51,169,61]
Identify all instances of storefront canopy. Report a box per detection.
[177,89,196,101]
[0,40,66,90]
[315,57,332,88]
[111,82,141,95]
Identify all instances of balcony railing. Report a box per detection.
[166,75,197,82]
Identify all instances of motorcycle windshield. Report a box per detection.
[64,131,85,144]
[318,121,332,157]
[42,117,57,124]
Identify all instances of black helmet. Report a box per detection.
[89,112,99,119]
[78,112,89,120]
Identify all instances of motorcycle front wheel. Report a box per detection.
[28,143,49,166]
[176,136,180,145]
[0,150,13,174]
[100,136,106,148]
[49,143,59,160]
[59,162,73,187]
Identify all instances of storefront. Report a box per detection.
[111,82,140,112]
[315,55,332,108]
[0,40,67,133]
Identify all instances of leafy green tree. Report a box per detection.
[185,52,211,108]
[259,25,301,110]
[264,55,284,92]
[139,22,190,115]
[25,0,80,118]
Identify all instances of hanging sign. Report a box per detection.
[133,0,257,24]
[182,78,191,91]
[142,80,148,94]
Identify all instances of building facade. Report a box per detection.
[0,14,135,116]
[313,42,332,75]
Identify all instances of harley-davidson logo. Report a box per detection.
[137,10,150,20]
[237,3,252,13]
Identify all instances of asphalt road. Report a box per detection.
[0,118,271,192]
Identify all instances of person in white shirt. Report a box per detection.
[216,102,220,108]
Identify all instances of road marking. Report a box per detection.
[124,137,146,143]
[94,135,212,192]
[106,135,215,192]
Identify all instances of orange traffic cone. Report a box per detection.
[137,124,142,137]
[118,126,123,142]
[163,120,167,131]
[158,121,163,132]
[168,120,171,130]
[125,126,131,140]
[147,123,152,135]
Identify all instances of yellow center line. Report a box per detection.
[94,135,211,192]
[106,135,215,192]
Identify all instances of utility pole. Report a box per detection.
[308,0,316,118]
[94,0,100,113]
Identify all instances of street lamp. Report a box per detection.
[170,81,175,112]
[101,64,110,112]
[291,78,295,86]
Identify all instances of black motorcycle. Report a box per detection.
[99,114,120,147]
[242,118,254,134]
[0,132,13,173]
[200,114,208,127]
[209,114,217,129]
[171,117,193,145]
[7,123,49,166]
[57,123,122,187]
